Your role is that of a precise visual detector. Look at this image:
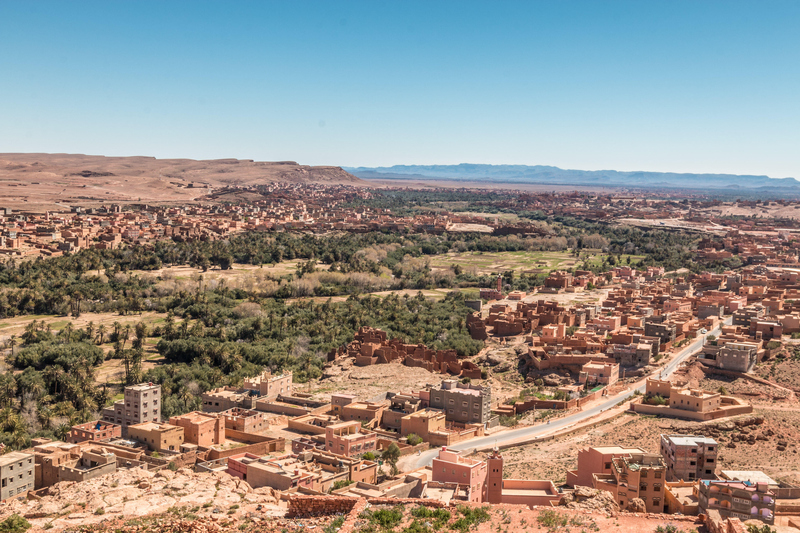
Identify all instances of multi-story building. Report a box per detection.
[67,421,122,444]
[660,435,718,481]
[242,370,293,401]
[592,453,667,513]
[101,382,161,436]
[432,447,487,503]
[169,411,226,447]
[428,379,492,425]
[0,452,35,501]
[127,422,184,453]
[732,305,764,327]
[324,421,377,458]
[578,361,619,387]
[698,341,760,373]
[644,317,677,345]
[341,401,387,429]
[220,408,269,435]
[566,445,647,488]
[697,480,775,524]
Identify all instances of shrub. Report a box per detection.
[331,479,353,492]
[0,514,32,533]
[406,433,423,446]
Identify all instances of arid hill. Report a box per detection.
[0,153,361,212]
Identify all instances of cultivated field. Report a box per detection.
[429,250,645,276]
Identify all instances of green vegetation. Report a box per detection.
[405,433,423,446]
[410,506,451,529]
[0,515,31,533]
[381,443,401,476]
[331,479,354,492]
[450,506,490,533]
[324,516,346,533]
[359,506,404,531]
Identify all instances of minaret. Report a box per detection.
[496,274,502,294]
[486,447,504,504]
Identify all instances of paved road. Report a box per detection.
[408,316,733,469]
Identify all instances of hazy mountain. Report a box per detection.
[345,164,799,190]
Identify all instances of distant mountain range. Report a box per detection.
[345,164,800,191]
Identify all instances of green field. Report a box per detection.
[429,250,645,275]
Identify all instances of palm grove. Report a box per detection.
[0,197,729,451]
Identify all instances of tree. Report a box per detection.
[381,443,401,476]
[96,324,107,345]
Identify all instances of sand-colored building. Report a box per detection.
[169,411,225,447]
[127,422,184,453]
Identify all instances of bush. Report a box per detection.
[331,479,353,492]
[362,451,375,461]
[406,433,423,446]
[499,414,520,427]
[0,514,31,533]
[450,506,490,533]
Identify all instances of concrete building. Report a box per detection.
[331,393,357,416]
[127,422,184,453]
[566,445,647,488]
[697,480,775,524]
[578,361,619,387]
[669,388,721,413]
[169,411,225,447]
[698,341,760,373]
[341,401,387,429]
[220,408,269,435]
[592,452,667,513]
[660,435,718,481]
[324,421,377,458]
[428,379,492,425]
[242,370,293,401]
[101,382,161,436]
[0,451,34,501]
[644,317,677,345]
[67,421,122,444]
[431,447,487,503]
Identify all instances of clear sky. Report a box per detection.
[1,1,798,178]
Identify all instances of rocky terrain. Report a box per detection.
[0,466,284,532]
[0,153,361,211]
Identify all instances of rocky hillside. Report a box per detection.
[0,153,362,211]
[0,467,284,532]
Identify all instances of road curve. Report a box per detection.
[408,316,733,469]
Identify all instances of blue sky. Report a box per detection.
[1,1,798,178]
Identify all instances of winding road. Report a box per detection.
[408,316,733,469]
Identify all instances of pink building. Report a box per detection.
[324,421,377,458]
[566,445,647,488]
[664,299,692,314]
[431,447,487,502]
[591,316,622,333]
[541,324,566,342]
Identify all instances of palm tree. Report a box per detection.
[62,322,74,344]
[9,334,17,357]
[121,324,132,351]
[85,321,95,342]
[97,324,107,345]
[36,404,53,430]
[0,374,18,408]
